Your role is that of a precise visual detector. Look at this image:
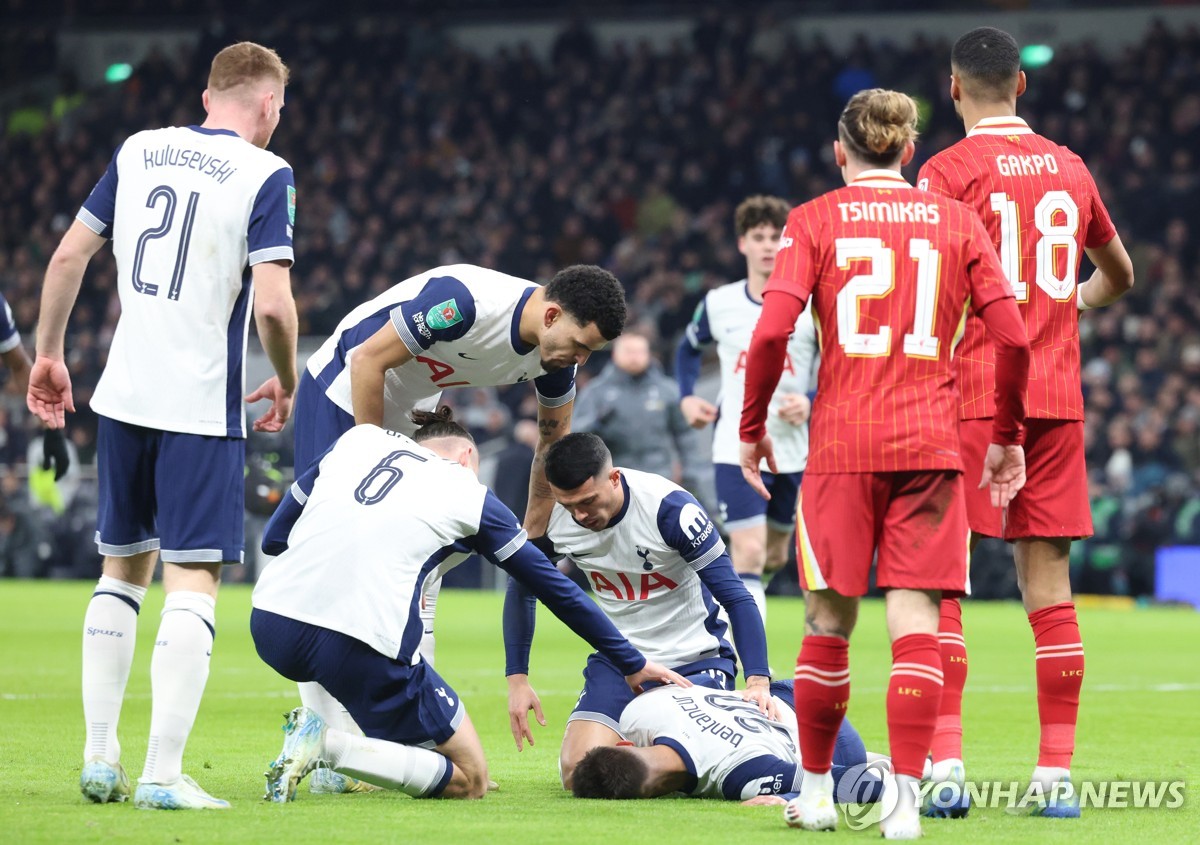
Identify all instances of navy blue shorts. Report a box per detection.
[714,464,801,534]
[569,653,736,733]
[95,415,244,563]
[292,371,355,474]
[251,608,464,748]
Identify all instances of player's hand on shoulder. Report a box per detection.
[247,375,295,432]
[741,675,777,718]
[775,392,811,426]
[26,356,74,429]
[739,437,776,500]
[625,661,693,695]
[980,442,1027,509]
[506,674,545,752]
[680,395,718,429]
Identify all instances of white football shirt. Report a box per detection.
[252,425,526,662]
[620,685,803,800]
[684,280,818,472]
[546,469,764,673]
[304,264,575,435]
[79,125,294,437]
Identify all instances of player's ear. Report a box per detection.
[543,303,561,328]
[736,235,748,257]
[949,73,961,103]
[202,89,211,112]
[1015,70,1027,99]
[900,140,916,167]
[833,140,847,168]
[608,468,621,489]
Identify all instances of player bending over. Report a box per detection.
[290,263,624,765]
[505,432,771,789]
[251,410,687,801]
[740,88,1030,839]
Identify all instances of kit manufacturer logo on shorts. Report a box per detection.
[426,299,462,330]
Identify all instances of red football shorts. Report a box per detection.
[959,418,1092,541]
[795,470,969,598]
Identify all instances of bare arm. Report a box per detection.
[246,260,298,432]
[1078,233,1135,310]
[349,322,414,426]
[524,399,573,535]
[34,222,106,359]
[28,221,106,427]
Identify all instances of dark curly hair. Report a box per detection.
[571,746,648,799]
[410,406,474,444]
[544,265,627,341]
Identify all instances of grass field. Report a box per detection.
[2,581,1198,843]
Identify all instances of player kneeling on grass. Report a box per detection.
[250,409,688,801]
[505,432,772,789]
[571,681,883,805]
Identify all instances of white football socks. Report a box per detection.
[82,576,147,763]
[141,591,215,784]
[324,728,449,797]
[298,682,363,735]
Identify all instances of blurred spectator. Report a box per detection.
[0,13,1197,589]
[573,332,711,506]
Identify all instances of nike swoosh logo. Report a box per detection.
[457,352,480,360]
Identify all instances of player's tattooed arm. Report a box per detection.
[524,400,573,535]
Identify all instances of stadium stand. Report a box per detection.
[1,11,1197,595]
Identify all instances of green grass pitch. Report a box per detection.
[2,581,1197,843]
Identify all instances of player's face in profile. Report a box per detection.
[540,316,609,372]
[551,469,623,530]
[738,223,782,277]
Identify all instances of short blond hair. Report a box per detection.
[208,42,289,93]
[837,88,919,166]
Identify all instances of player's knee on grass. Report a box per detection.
[436,715,489,799]
[439,758,488,799]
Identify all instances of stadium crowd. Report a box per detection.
[1,13,1198,589]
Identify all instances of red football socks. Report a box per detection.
[931,598,967,763]
[1029,601,1084,769]
[793,635,850,775]
[888,633,944,779]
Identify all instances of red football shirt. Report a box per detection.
[917,116,1117,420]
[753,170,1016,474]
